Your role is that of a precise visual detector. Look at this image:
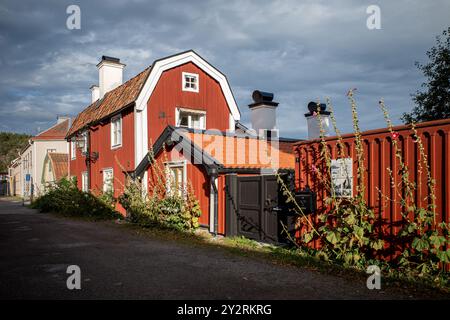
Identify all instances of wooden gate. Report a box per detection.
[225,174,291,243]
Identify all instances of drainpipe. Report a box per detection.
[86,129,91,190]
[209,168,219,235]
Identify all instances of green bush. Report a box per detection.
[31,177,121,220]
[118,179,201,232]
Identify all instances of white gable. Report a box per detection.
[135,50,240,120]
[134,51,241,173]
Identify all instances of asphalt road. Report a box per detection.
[0,198,436,300]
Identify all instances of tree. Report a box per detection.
[0,132,31,172]
[402,27,450,124]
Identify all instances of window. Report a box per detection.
[81,171,88,192]
[176,108,206,129]
[111,115,122,148]
[165,162,186,197]
[71,138,76,159]
[81,131,88,154]
[182,72,199,92]
[102,168,113,193]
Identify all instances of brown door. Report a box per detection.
[233,175,280,243]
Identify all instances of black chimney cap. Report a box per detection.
[101,56,121,63]
[252,90,274,103]
[305,101,330,116]
[249,90,279,108]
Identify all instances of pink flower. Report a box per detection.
[391,132,399,140]
[311,164,318,173]
[313,111,318,117]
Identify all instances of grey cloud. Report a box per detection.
[0,0,449,138]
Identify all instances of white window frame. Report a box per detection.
[81,131,88,155]
[110,114,122,149]
[81,171,88,192]
[102,168,114,193]
[71,138,76,160]
[175,108,206,130]
[165,160,187,198]
[182,72,199,93]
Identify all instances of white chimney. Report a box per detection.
[305,102,331,139]
[248,90,278,137]
[97,56,125,99]
[90,85,100,103]
[56,115,70,124]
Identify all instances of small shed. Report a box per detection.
[135,125,299,241]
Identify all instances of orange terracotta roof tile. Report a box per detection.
[32,119,70,141]
[67,66,151,138]
[183,131,295,170]
[47,153,68,181]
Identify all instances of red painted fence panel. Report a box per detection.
[293,118,450,255]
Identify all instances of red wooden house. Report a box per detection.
[67,50,298,237]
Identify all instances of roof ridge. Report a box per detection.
[97,65,152,103]
[35,118,69,137]
[48,152,68,156]
[67,65,152,138]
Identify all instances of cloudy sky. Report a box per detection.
[0,0,448,138]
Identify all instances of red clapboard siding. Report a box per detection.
[69,107,135,215]
[294,118,450,260]
[147,62,231,145]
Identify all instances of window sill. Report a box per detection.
[182,88,199,93]
[111,144,122,150]
[177,125,206,130]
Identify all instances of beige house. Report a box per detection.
[42,153,68,185]
[19,117,70,197]
[8,157,22,196]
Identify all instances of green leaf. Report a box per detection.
[412,237,430,251]
[407,223,416,233]
[303,232,314,244]
[344,213,356,225]
[326,231,340,245]
[353,226,364,240]
[436,250,450,263]
[371,239,384,251]
[429,235,446,248]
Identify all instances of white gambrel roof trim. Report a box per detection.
[135,50,241,121]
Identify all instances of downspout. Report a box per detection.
[86,130,91,190]
[209,168,219,235]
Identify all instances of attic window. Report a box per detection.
[182,72,199,92]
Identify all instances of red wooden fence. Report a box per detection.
[293,118,450,256]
